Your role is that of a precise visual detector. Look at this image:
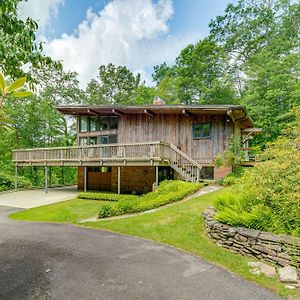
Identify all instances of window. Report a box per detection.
[193,123,211,139]
[90,137,98,145]
[99,135,109,144]
[80,116,89,132]
[108,134,117,143]
[79,137,88,145]
[110,116,118,130]
[87,167,112,173]
[90,116,98,132]
[99,116,108,131]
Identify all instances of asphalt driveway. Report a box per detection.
[0,186,78,208]
[0,206,283,300]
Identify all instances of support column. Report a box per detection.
[117,166,121,195]
[45,165,48,194]
[15,164,18,191]
[155,166,159,186]
[84,166,87,192]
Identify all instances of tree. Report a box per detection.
[154,39,236,104]
[209,0,300,143]
[0,0,58,79]
[86,64,141,105]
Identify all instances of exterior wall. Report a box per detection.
[78,167,84,190]
[214,166,232,180]
[118,114,234,164]
[203,207,300,270]
[111,166,155,194]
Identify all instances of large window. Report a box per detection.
[80,116,89,132]
[193,123,211,139]
[90,116,98,132]
[80,115,119,132]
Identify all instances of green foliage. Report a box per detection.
[86,63,141,105]
[215,109,300,236]
[154,39,236,104]
[0,172,31,191]
[215,136,244,170]
[0,0,58,79]
[96,180,203,218]
[78,192,138,202]
[221,167,245,186]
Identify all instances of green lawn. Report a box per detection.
[9,188,297,298]
[10,198,108,223]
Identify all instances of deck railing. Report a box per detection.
[13,141,203,182]
[13,141,163,163]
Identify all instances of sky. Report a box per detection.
[19,0,235,87]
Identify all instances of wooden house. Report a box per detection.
[12,100,258,194]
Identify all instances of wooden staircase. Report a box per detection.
[160,142,203,183]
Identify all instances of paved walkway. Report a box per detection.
[81,184,223,223]
[0,206,282,300]
[0,186,78,208]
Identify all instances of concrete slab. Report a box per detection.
[0,186,79,209]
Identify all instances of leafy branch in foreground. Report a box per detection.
[0,73,33,130]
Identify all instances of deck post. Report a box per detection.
[117,166,121,195]
[84,166,87,192]
[155,166,159,186]
[45,165,48,194]
[15,164,18,191]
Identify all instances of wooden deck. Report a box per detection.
[13,141,204,183]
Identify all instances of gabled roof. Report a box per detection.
[57,104,254,128]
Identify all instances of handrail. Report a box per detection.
[13,141,203,182]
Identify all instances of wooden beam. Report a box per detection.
[87,109,99,115]
[144,109,155,117]
[112,109,124,116]
[182,109,193,118]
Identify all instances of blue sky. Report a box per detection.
[20,0,235,86]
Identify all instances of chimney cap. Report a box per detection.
[153,96,166,105]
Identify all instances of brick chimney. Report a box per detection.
[153,96,166,105]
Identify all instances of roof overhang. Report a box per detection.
[57,104,255,128]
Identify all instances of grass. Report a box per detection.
[9,188,298,298]
[9,198,107,223]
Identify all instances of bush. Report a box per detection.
[221,167,245,186]
[214,108,300,237]
[97,180,204,218]
[98,204,117,218]
[78,192,138,202]
[0,172,32,192]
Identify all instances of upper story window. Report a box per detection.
[80,116,89,132]
[79,115,119,132]
[193,123,211,139]
[90,116,98,132]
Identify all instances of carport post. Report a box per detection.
[84,166,87,192]
[15,164,18,191]
[45,165,48,194]
[155,166,159,186]
[117,166,121,195]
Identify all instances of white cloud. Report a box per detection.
[19,0,64,31]
[43,0,202,87]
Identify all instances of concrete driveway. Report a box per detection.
[0,186,78,209]
[0,206,283,300]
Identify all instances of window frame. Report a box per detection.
[192,122,212,139]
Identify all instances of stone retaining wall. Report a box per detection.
[203,207,300,273]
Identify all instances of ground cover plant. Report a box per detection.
[214,108,300,237]
[97,180,203,218]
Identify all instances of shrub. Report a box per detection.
[0,172,32,192]
[98,204,118,218]
[214,108,300,237]
[221,167,245,186]
[78,192,138,202]
[96,180,204,218]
